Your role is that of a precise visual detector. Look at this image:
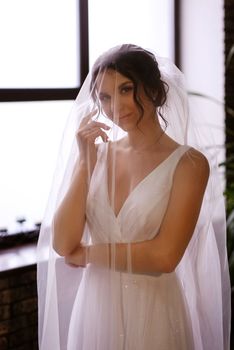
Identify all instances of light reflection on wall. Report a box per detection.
[88,0,174,66]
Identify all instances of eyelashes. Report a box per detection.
[121,85,134,94]
[99,94,110,102]
[98,85,134,103]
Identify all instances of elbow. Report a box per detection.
[52,239,67,257]
[149,237,183,274]
[52,218,71,257]
[161,260,176,273]
[52,232,67,257]
[52,236,76,257]
[52,229,75,257]
[162,254,182,273]
[152,251,180,274]
[52,219,64,256]
[52,227,81,258]
[52,211,84,257]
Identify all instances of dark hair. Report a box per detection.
[90,44,169,127]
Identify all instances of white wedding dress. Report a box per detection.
[67,143,195,350]
[38,47,231,350]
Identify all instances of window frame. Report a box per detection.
[174,0,181,68]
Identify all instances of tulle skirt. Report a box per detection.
[67,264,194,350]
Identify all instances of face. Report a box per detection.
[96,69,154,131]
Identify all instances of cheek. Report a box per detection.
[101,103,113,119]
[127,96,139,111]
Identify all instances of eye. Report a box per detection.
[120,85,134,94]
[99,94,110,103]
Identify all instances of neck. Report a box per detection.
[126,117,164,151]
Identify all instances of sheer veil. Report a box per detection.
[37,44,231,349]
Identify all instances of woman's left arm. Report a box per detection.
[66,149,210,274]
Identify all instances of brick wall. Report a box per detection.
[0,265,38,350]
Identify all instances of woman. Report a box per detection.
[37,45,231,349]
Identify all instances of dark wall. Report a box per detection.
[225,1,234,348]
[225,0,234,169]
[0,265,38,350]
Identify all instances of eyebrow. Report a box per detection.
[118,80,133,88]
[98,80,133,97]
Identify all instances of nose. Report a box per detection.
[110,95,124,120]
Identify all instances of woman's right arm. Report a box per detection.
[52,111,110,256]
[53,160,88,256]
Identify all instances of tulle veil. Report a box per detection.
[37,44,231,349]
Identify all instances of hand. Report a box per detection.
[65,244,87,268]
[76,110,110,169]
[65,243,111,269]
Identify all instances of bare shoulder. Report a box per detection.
[175,147,210,185]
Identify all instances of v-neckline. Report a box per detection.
[105,144,183,219]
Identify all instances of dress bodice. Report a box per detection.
[86,143,190,244]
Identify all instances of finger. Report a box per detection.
[94,130,109,143]
[86,129,109,143]
[89,121,111,131]
[80,120,110,132]
[79,109,98,127]
[77,125,103,140]
[99,130,109,142]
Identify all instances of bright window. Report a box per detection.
[0,0,79,88]
[0,101,72,230]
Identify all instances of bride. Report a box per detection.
[37,44,231,349]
